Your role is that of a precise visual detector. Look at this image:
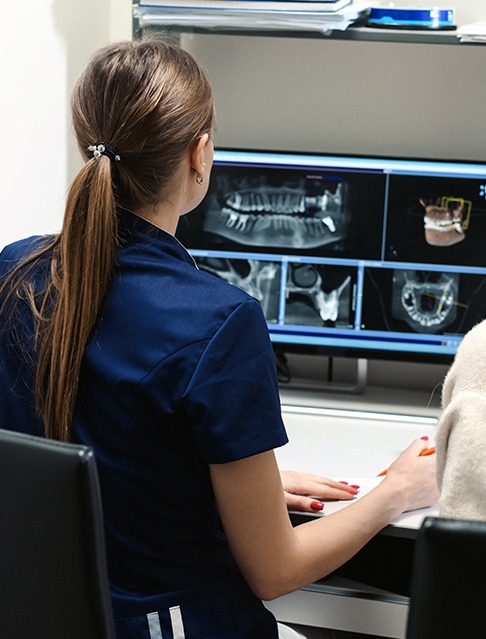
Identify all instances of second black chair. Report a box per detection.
[406,515,486,639]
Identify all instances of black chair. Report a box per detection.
[0,428,116,639]
[406,515,486,639]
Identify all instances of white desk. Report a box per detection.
[266,388,441,638]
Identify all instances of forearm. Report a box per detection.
[280,480,403,597]
[211,450,416,601]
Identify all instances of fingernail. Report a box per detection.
[339,481,348,485]
[310,500,324,511]
[350,490,358,495]
[421,436,429,440]
[351,485,360,489]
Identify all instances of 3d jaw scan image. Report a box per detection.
[420,196,471,247]
[385,173,486,269]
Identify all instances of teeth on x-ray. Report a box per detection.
[392,270,459,333]
[287,264,351,323]
[203,176,347,250]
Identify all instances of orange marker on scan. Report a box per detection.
[377,447,436,477]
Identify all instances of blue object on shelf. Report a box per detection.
[367,6,455,30]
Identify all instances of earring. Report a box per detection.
[196,175,204,185]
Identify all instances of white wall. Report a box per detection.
[184,31,486,162]
[0,0,132,251]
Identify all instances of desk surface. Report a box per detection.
[277,388,440,533]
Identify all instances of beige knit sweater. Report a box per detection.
[436,320,486,521]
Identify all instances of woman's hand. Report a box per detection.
[381,437,440,513]
[280,470,359,512]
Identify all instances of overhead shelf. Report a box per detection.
[132,3,469,45]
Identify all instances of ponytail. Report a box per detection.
[35,156,118,440]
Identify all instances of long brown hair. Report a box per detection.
[0,38,215,441]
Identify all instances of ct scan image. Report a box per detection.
[391,270,459,333]
[283,263,357,328]
[202,172,347,251]
[177,164,386,260]
[195,256,281,323]
[362,267,486,336]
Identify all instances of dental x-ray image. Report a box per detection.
[203,172,347,250]
[177,164,386,260]
[195,256,281,323]
[385,174,486,268]
[284,263,356,328]
[391,270,458,333]
[362,267,486,336]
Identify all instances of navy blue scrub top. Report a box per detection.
[0,209,288,636]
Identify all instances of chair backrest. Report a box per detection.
[406,515,486,639]
[0,428,116,639]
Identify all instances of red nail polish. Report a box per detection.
[339,481,348,485]
[351,485,360,489]
[421,436,429,441]
[350,490,358,495]
[310,500,324,511]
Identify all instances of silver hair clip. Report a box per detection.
[88,144,104,159]
[87,142,121,162]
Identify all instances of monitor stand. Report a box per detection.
[277,354,368,395]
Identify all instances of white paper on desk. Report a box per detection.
[320,477,383,516]
[312,476,439,529]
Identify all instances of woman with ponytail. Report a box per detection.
[0,38,438,639]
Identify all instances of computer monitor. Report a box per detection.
[176,148,486,366]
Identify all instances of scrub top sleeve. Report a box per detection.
[0,236,49,281]
[0,245,15,279]
[183,299,288,464]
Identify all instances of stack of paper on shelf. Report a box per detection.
[134,0,372,33]
[457,21,486,43]
[138,0,352,11]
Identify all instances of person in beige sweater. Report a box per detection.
[436,319,486,521]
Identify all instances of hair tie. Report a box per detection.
[87,142,121,162]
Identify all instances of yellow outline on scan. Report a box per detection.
[440,196,472,230]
